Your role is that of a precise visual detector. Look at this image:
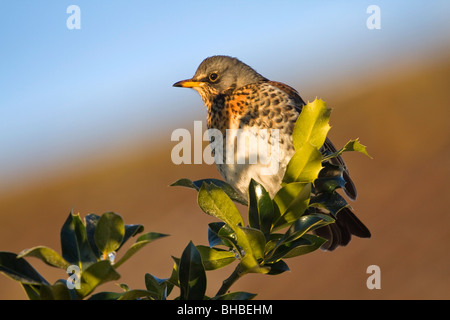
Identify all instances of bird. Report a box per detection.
[173,55,370,250]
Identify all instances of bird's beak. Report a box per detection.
[173,79,202,88]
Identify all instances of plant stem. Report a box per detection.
[215,263,243,297]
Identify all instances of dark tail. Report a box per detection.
[315,207,371,251]
[315,138,370,250]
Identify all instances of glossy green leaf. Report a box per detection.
[118,289,154,300]
[292,98,331,150]
[60,211,97,269]
[88,291,124,300]
[266,260,290,275]
[179,241,206,300]
[89,288,155,300]
[171,178,247,205]
[264,233,283,256]
[0,252,49,285]
[145,273,168,300]
[195,245,236,271]
[315,162,347,194]
[94,212,125,258]
[248,179,274,237]
[239,227,266,262]
[76,260,121,298]
[283,144,323,184]
[323,138,372,161]
[283,99,331,184]
[85,214,101,258]
[266,237,312,263]
[278,214,335,245]
[274,183,307,216]
[117,283,129,291]
[21,284,41,300]
[86,213,145,259]
[282,234,327,259]
[198,183,268,274]
[198,182,244,228]
[236,239,269,274]
[311,192,350,217]
[207,222,228,248]
[18,246,70,270]
[167,259,180,291]
[273,183,311,230]
[216,223,240,251]
[118,224,145,250]
[267,216,332,262]
[113,232,168,269]
[39,280,74,300]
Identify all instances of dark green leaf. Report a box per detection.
[76,260,121,298]
[85,214,101,258]
[167,259,180,290]
[18,246,70,270]
[278,214,334,245]
[310,192,350,217]
[88,291,124,300]
[39,281,74,300]
[118,283,129,292]
[0,251,48,285]
[273,183,311,230]
[90,289,157,300]
[172,178,247,205]
[60,211,97,269]
[86,214,145,256]
[248,179,274,237]
[264,233,283,256]
[207,222,227,247]
[21,284,41,300]
[118,289,154,300]
[195,245,236,270]
[266,237,312,262]
[113,232,168,269]
[179,241,206,300]
[145,273,168,300]
[39,284,55,300]
[118,224,145,251]
[266,260,290,275]
[212,291,257,300]
[170,178,196,188]
[282,234,327,259]
[215,223,240,251]
[94,212,125,258]
[315,162,347,194]
[198,183,267,274]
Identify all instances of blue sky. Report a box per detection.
[1,1,449,192]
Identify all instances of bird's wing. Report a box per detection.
[267,81,357,200]
[265,81,370,250]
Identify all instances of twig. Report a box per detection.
[215,264,243,297]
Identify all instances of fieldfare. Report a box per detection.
[174,55,370,250]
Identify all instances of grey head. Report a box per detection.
[173,55,267,101]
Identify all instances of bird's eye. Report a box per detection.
[209,72,219,82]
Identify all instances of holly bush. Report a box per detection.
[0,99,370,300]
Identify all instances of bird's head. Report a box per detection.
[173,55,266,105]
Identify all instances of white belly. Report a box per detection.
[214,127,294,198]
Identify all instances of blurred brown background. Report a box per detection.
[1,2,450,300]
[1,52,449,300]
